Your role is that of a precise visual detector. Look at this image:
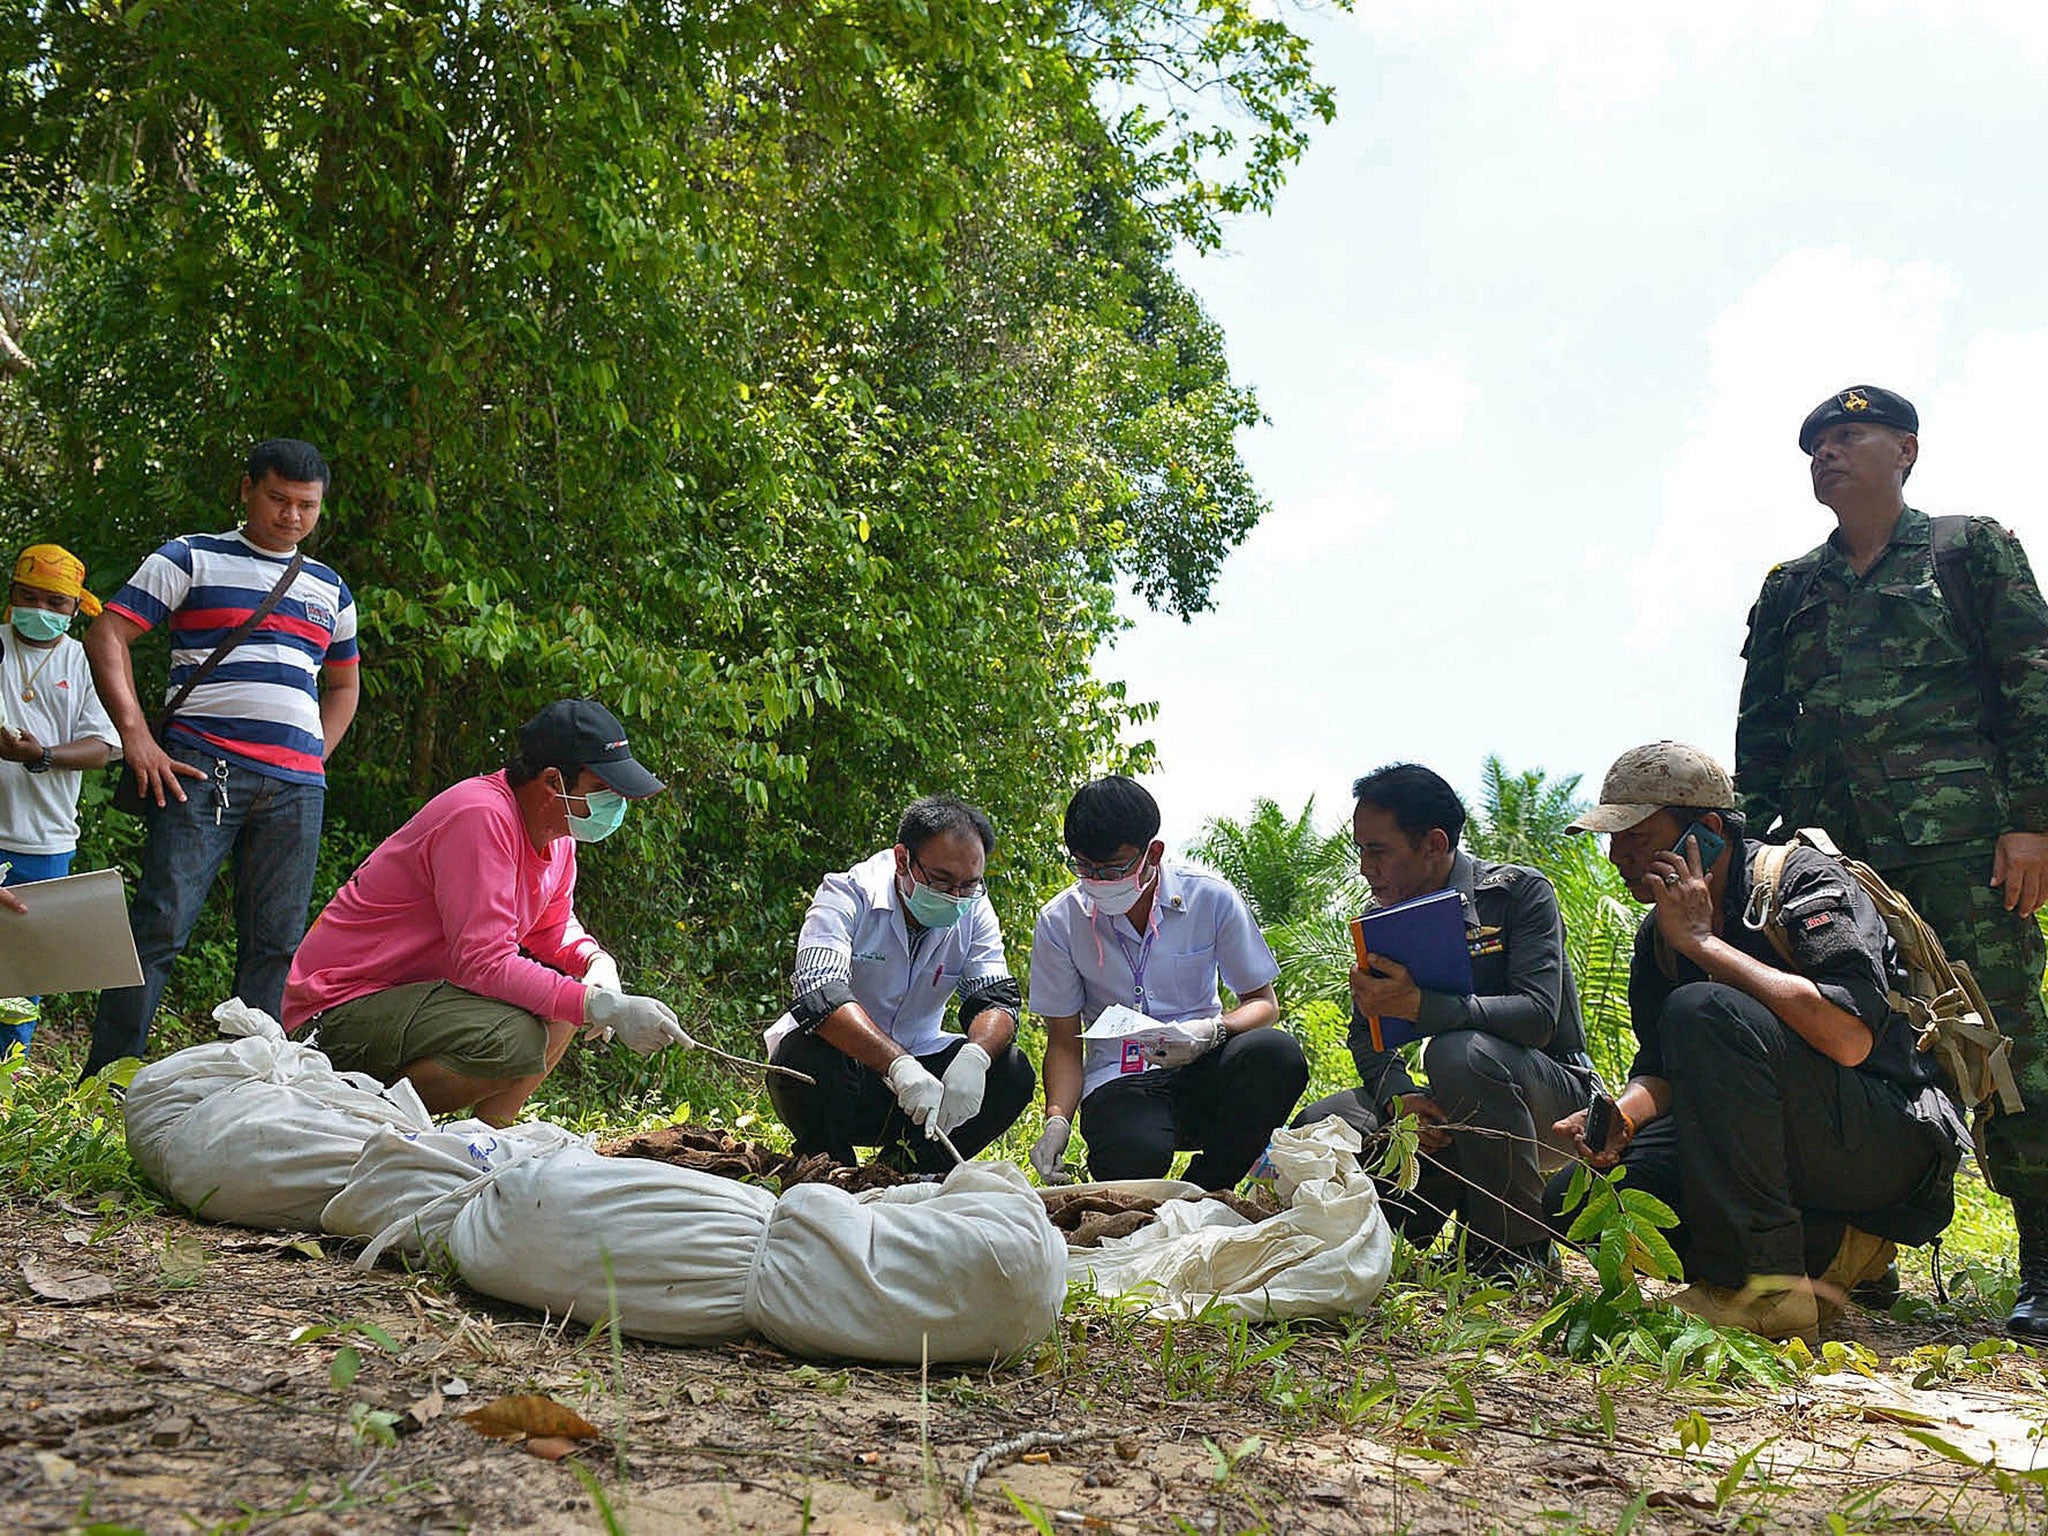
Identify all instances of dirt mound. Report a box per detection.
[599,1124,931,1193]
[1041,1186,1278,1247]
[599,1129,1282,1248]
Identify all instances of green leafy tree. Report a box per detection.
[1,1,1343,1066]
[1186,795,1358,929]
[1465,756,1586,868]
[1465,757,1640,1081]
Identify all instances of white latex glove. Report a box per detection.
[1030,1115,1075,1185]
[935,1041,991,1135]
[584,989,692,1056]
[1139,1017,1228,1069]
[884,1054,946,1134]
[577,952,623,1042]
[581,951,622,993]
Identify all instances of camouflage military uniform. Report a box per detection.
[1736,507,2048,1192]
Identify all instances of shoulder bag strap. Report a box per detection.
[1929,514,2000,744]
[153,547,307,732]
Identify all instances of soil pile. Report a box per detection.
[599,1124,929,1193]
[601,1129,1282,1248]
[1041,1186,1277,1247]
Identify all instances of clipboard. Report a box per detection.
[0,868,144,996]
[1349,887,1471,1051]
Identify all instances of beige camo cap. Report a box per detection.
[1565,741,1735,834]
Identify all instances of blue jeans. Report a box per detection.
[1,847,76,1054]
[86,743,324,1076]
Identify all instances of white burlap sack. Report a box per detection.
[1066,1118,1393,1321]
[122,999,432,1230]
[322,1119,588,1262]
[744,1160,1067,1365]
[446,1146,776,1345]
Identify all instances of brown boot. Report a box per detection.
[1670,1276,1819,1345]
[1813,1226,1897,1321]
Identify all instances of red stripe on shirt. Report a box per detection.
[174,607,334,648]
[105,601,154,632]
[184,726,326,778]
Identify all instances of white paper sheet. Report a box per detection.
[1079,1003,1159,1041]
[0,867,143,996]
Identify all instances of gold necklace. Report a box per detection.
[16,641,57,703]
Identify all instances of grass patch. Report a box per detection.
[0,1048,159,1215]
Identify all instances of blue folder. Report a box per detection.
[1348,887,1473,1049]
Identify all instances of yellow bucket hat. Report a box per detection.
[12,543,102,617]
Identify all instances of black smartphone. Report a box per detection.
[1584,1090,1615,1154]
[1673,821,1726,870]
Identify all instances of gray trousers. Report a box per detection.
[1299,1031,1585,1251]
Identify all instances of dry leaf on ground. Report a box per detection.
[21,1259,114,1303]
[462,1394,601,1443]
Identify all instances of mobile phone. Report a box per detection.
[1584,1090,1616,1154]
[1673,821,1726,870]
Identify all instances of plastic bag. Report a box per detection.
[1066,1117,1393,1320]
[322,1119,588,1262]
[122,999,432,1230]
[744,1160,1066,1364]
[447,1146,777,1345]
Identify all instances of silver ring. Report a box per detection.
[1661,873,1679,887]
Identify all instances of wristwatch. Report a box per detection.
[24,746,52,774]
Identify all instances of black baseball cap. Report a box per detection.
[1798,386,1918,454]
[517,698,665,798]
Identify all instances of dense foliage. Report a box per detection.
[0,1,1339,1047]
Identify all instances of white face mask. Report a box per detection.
[1082,862,1154,918]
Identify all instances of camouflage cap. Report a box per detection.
[1566,742,1735,834]
[1798,386,1918,454]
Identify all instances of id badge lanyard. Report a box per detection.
[1111,904,1162,1013]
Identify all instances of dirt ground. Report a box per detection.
[5,1194,2048,1535]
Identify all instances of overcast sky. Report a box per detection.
[1113,1,2048,849]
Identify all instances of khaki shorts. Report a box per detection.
[310,981,549,1084]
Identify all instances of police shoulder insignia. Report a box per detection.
[1841,389,1870,412]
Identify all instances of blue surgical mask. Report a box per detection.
[559,787,628,843]
[9,606,71,644]
[902,874,972,930]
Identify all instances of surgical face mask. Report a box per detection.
[9,605,71,643]
[902,874,972,930]
[1082,861,1155,918]
[559,787,628,843]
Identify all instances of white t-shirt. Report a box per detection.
[0,632,121,855]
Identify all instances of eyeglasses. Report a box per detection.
[910,853,985,900]
[1065,850,1147,882]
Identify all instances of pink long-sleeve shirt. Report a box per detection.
[282,770,599,1029]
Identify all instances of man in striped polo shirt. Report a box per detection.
[83,439,360,1074]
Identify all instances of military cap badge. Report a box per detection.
[1798,384,1917,453]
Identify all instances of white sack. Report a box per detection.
[447,1146,775,1345]
[1066,1118,1392,1321]
[744,1160,1066,1365]
[322,1119,587,1261]
[122,999,432,1230]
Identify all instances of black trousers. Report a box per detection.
[1299,1031,1584,1253]
[765,1032,1036,1175]
[1079,1028,1309,1189]
[1542,983,1948,1288]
